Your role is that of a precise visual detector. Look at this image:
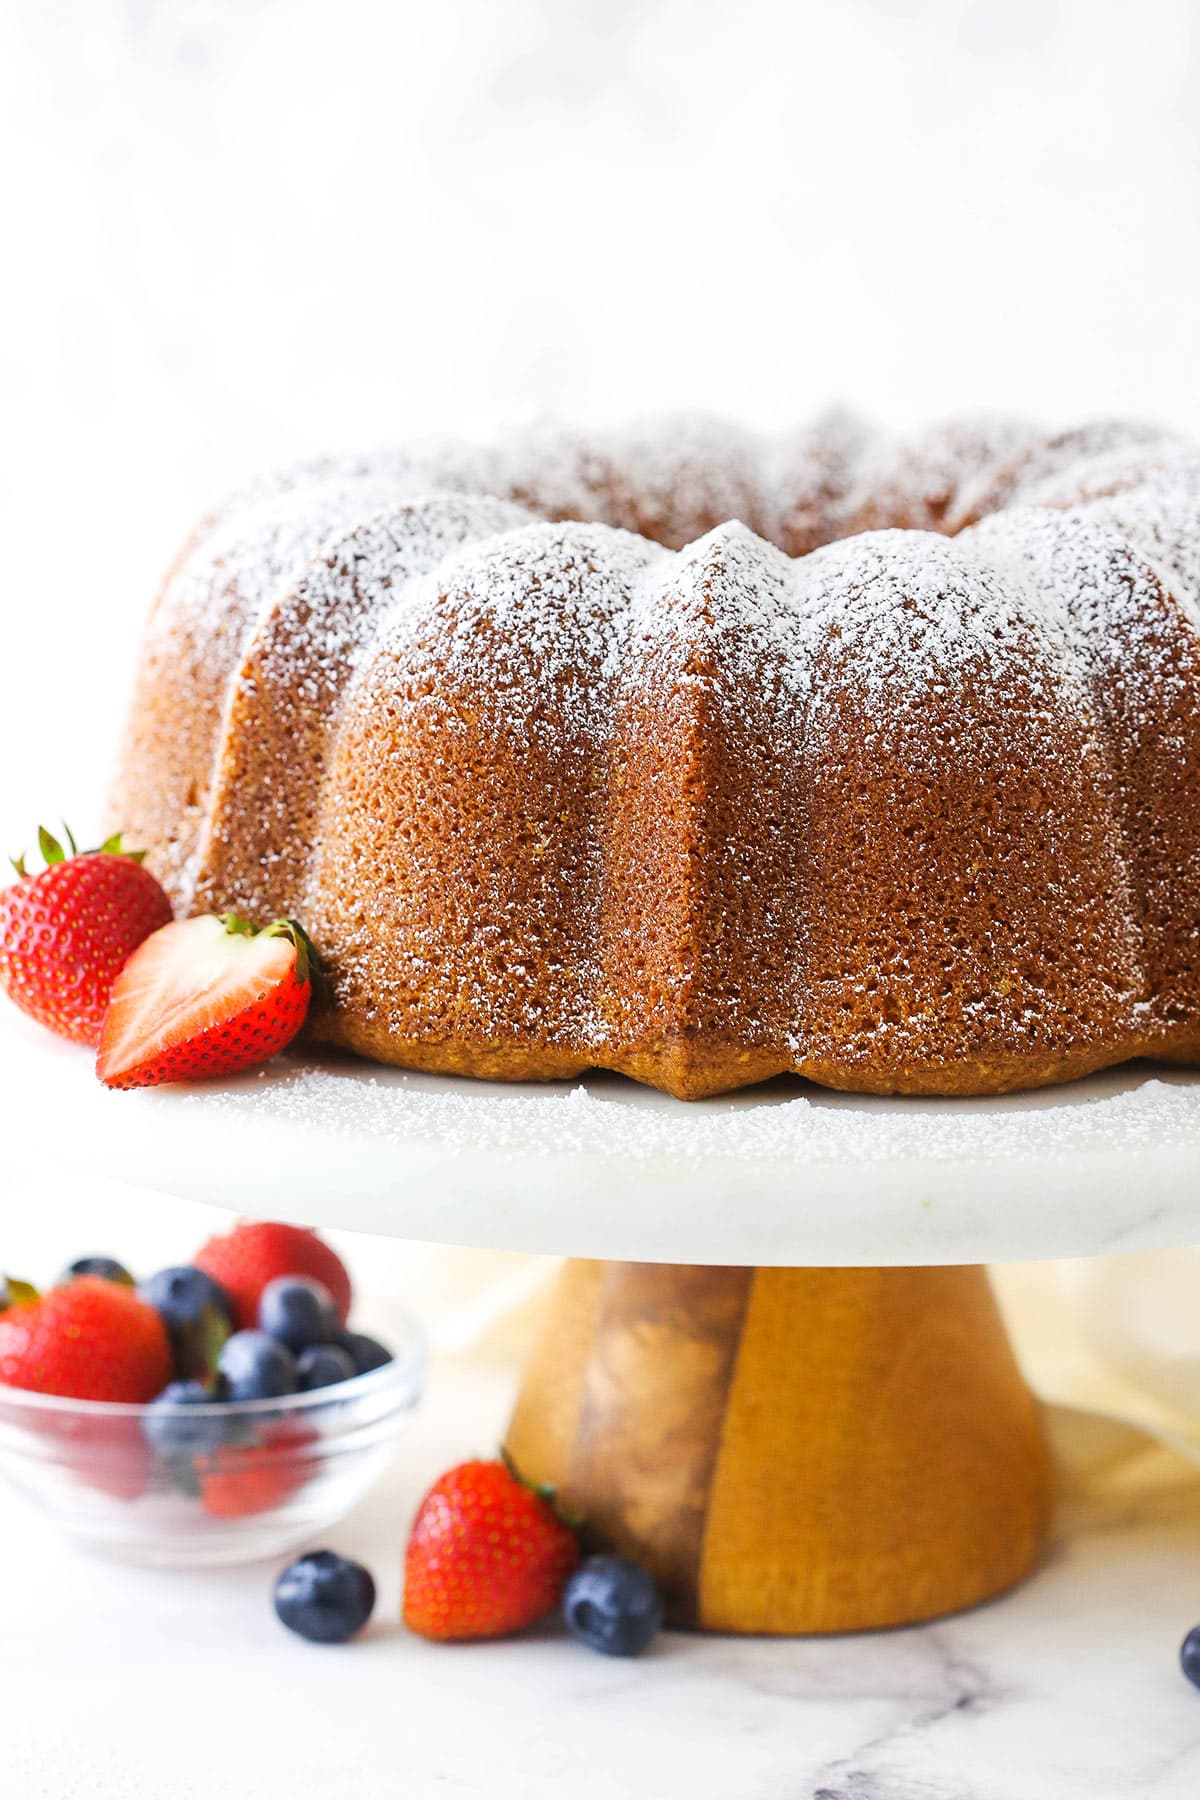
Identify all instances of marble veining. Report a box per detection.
[807,1635,1004,1799]
[3,1361,1200,1798]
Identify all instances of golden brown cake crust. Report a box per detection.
[109,415,1200,1100]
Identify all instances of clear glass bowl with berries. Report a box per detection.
[0,1225,425,1567]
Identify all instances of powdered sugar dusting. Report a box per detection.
[973,503,1200,738]
[160,413,1198,700]
[401,517,671,727]
[193,491,540,916]
[180,1055,1200,1168]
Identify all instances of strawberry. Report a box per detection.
[196,1421,318,1518]
[0,1276,172,1402]
[0,826,172,1045]
[403,1458,581,1642]
[69,1412,155,1503]
[194,1221,352,1331]
[96,913,314,1089]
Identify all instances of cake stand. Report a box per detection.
[6,1012,1200,1636]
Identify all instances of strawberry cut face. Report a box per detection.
[97,914,313,1089]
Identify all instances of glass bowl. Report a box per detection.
[0,1317,425,1567]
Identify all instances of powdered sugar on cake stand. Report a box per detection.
[4,1009,1199,1266]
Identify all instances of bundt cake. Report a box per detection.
[109,414,1200,1100]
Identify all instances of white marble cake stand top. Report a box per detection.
[5,1011,1200,1265]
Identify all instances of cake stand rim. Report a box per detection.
[3,1013,1199,1266]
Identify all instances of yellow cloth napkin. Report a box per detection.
[995,1252,1200,1483]
[397,1247,1200,1494]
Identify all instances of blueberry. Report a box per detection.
[139,1265,234,1379]
[1181,1626,1200,1688]
[62,1256,134,1287]
[274,1550,376,1644]
[218,1330,297,1401]
[142,1379,228,1458]
[258,1276,337,1354]
[334,1330,393,1376]
[562,1555,663,1657]
[295,1344,357,1391]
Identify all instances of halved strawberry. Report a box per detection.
[97,914,315,1089]
[0,826,172,1045]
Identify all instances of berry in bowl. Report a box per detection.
[0,1224,424,1566]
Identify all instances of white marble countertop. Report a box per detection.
[3,1355,1200,1800]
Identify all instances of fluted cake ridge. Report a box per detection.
[110,412,1200,1097]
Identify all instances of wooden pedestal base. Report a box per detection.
[505,1261,1052,1634]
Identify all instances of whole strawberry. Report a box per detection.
[97,913,314,1089]
[404,1458,580,1642]
[197,1422,318,1519]
[0,1276,172,1402]
[0,827,172,1045]
[194,1221,352,1331]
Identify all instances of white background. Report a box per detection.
[2,14,1200,1793]
[1,0,1198,835]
